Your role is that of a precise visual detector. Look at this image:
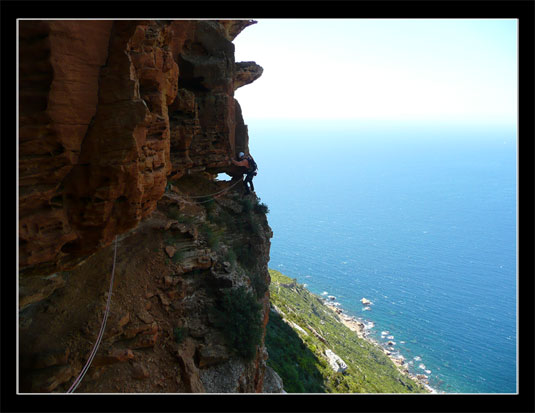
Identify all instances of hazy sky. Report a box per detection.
[233,19,517,125]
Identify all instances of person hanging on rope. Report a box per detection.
[231,151,257,195]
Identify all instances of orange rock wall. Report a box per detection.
[19,20,261,276]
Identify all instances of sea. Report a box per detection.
[245,119,517,394]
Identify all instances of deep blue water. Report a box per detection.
[246,119,517,393]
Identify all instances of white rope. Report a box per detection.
[67,235,118,393]
[172,178,244,204]
[178,178,243,199]
[66,177,245,392]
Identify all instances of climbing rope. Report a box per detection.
[171,178,244,204]
[66,178,244,392]
[66,235,118,393]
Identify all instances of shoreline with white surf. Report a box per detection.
[321,291,438,393]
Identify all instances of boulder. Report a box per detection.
[93,349,134,367]
[165,246,177,258]
[234,61,264,90]
[198,344,230,368]
[324,349,348,373]
[262,366,285,393]
[131,363,150,380]
[177,338,205,392]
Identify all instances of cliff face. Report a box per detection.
[18,19,275,393]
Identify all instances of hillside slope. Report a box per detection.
[266,269,429,393]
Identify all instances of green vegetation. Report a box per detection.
[161,184,272,358]
[253,201,269,215]
[165,180,173,193]
[266,310,326,392]
[173,326,188,344]
[203,198,218,222]
[243,197,269,237]
[267,269,428,393]
[200,191,269,299]
[239,197,254,213]
[211,286,263,361]
[200,222,223,249]
[171,249,185,264]
[204,198,237,230]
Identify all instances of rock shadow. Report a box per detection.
[265,310,326,393]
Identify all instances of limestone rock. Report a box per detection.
[324,349,348,373]
[122,323,155,340]
[234,61,264,90]
[136,308,154,324]
[93,349,134,367]
[262,366,285,393]
[157,292,171,306]
[131,330,158,349]
[177,338,205,392]
[361,297,373,305]
[200,358,247,393]
[185,316,210,339]
[117,312,131,328]
[164,246,176,258]
[131,363,150,380]
[217,20,257,41]
[163,275,178,288]
[198,344,230,368]
[19,273,66,310]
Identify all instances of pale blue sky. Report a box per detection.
[233,19,517,125]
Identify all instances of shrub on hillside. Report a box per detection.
[173,326,188,344]
[211,286,263,361]
[171,249,185,264]
[254,202,269,215]
[265,310,325,393]
[239,197,254,213]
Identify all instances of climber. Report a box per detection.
[231,151,257,195]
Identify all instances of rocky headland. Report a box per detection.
[267,269,430,393]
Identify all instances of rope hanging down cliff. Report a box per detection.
[66,235,118,393]
[66,177,245,391]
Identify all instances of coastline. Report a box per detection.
[322,299,438,394]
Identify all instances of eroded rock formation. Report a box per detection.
[19,19,263,277]
[18,19,273,393]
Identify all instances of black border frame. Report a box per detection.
[2,1,534,412]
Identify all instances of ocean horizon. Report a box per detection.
[245,119,517,394]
